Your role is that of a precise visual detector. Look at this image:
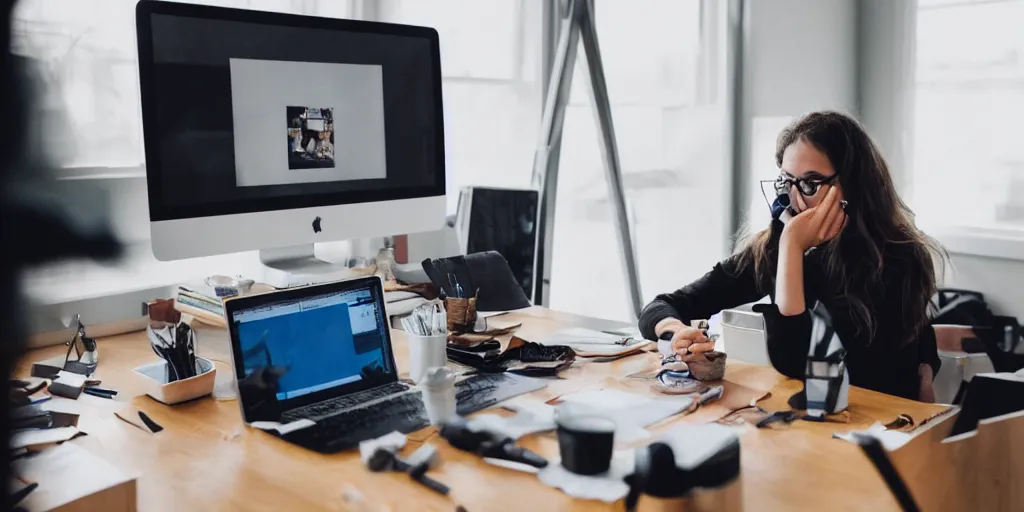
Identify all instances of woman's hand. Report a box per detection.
[654,318,716,360]
[781,185,846,252]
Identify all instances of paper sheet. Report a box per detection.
[539,327,634,346]
[468,405,556,440]
[833,422,912,451]
[556,389,695,444]
[537,451,636,503]
[11,426,80,449]
[41,394,124,416]
[54,371,86,389]
[250,419,315,436]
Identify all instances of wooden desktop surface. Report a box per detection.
[16,307,961,512]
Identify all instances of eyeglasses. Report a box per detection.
[763,174,838,197]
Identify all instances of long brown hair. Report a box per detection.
[737,111,944,346]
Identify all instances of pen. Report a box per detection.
[83,388,116,399]
[85,386,118,396]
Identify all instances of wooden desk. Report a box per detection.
[16,307,966,511]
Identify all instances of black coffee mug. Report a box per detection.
[556,414,616,475]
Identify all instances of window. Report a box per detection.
[912,0,1024,240]
[548,0,731,321]
[372,0,542,213]
[12,0,356,172]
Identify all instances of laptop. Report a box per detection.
[225,276,428,453]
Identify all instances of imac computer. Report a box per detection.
[135,1,446,287]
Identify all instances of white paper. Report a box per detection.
[41,394,125,416]
[556,389,695,444]
[11,426,79,449]
[478,311,509,319]
[537,451,636,503]
[54,371,86,389]
[384,291,420,303]
[832,422,912,451]
[657,424,739,469]
[250,419,316,436]
[468,409,556,440]
[483,457,541,474]
[540,328,632,346]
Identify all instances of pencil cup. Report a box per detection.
[134,357,216,405]
[444,297,477,334]
[407,334,448,384]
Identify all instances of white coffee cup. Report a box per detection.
[421,367,457,425]
[407,333,447,384]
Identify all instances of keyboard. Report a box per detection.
[282,381,410,422]
[298,391,428,453]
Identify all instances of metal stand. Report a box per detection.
[532,0,643,318]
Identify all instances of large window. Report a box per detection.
[373,0,542,212]
[913,0,1024,236]
[548,0,731,321]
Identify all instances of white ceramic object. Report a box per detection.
[134,357,216,405]
[406,333,447,384]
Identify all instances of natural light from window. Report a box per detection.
[913,0,1024,233]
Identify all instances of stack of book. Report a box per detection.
[174,283,227,328]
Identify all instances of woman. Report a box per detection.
[638,111,942,401]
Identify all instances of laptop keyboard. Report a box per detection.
[282,381,411,422]
[306,391,428,452]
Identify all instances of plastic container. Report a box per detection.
[134,357,216,405]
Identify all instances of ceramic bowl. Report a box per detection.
[688,351,727,381]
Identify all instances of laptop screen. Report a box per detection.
[227,278,396,418]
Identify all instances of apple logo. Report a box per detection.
[312,216,322,233]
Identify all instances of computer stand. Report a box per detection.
[532,0,642,319]
[259,245,362,289]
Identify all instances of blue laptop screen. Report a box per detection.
[230,285,390,401]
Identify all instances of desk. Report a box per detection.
[16,307,969,511]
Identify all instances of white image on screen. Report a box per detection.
[229,59,387,187]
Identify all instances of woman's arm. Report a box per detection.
[775,236,806,316]
[637,254,763,340]
[755,187,846,378]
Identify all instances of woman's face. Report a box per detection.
[780,139,840,213]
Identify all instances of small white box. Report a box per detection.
[133,357,216,405]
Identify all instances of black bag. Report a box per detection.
[931,288,1023,373]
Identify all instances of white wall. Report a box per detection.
[945,255,1024,319]
[857,0,917,194]
[737,0,858,229]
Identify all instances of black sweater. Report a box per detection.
[638,221,941,401]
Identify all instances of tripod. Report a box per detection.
[532,0,642,318]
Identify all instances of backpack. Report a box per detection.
[932,288,1023,373]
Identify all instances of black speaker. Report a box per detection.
[456,187,539,302]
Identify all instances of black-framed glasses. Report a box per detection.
[765,174,838,197]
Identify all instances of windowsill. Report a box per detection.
[923,223,1024,262]
[22,241,264,307]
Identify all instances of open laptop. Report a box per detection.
[225,276,428,453]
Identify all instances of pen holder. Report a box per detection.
[407,334,448,384]
[133,357,216,405]
[444,297,477,334]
